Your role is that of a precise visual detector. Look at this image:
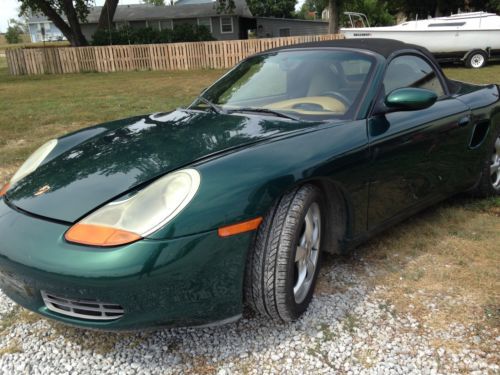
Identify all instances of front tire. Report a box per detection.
[245,185,324,322]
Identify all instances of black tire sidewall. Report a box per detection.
[282,186,325,319]
[475,127,500,197]
[485,127,500,195]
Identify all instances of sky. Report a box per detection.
[0,0,138,33]
[0,0,307,33]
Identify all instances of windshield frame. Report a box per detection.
[190,47,380,122]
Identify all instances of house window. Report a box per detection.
[145,20,160,31]
[129,21,147,29]
[220,16,234,34]
[115,22,129,29]
[160,20,173,30]
[37,23,49,32]
[197,17,213,33]
[279,28,291,37]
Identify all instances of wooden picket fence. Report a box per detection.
[5,34,343,76]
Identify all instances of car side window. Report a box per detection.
[383,55,445,97]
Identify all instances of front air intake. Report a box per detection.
[41,291,124,321]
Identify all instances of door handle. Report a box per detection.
[458,115,471,127]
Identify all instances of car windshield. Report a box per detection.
[191,50,375,121]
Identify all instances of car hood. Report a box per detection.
[6,110,317,223]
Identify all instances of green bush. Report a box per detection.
[91,24,215,46]
[5,25,23,44]
[171,24,214,42]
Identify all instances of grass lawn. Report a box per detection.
[0,57,225,176]
[0,57,499,348]
[442,63,500,84]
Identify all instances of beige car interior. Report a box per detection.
[265,67,348,115]
[265,97,347,115]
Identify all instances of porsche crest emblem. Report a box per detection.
[34,185,51,197]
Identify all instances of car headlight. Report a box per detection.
[0,139,58,197]
[65,169,201,247]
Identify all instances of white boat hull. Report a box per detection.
[341,12,500,56]
[341,29,500,54]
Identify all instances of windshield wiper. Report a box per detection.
[191,96,225,114]
[227,107,299,121]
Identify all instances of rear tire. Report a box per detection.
[465,50,488,69]
[473,127,500,197]
[245,185,324,322]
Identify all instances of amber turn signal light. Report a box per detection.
[0,183,10,197]
[65,223,142,247]
[218,217,263,238]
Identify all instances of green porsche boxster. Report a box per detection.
[0,39,499,330]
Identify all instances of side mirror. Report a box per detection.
[385,88,438,112]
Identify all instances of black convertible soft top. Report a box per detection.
[270,38,452,92]
[272,38,437,61]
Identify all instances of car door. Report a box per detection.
[367,53,472,229]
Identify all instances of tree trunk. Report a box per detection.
[97,0,120,32]
[35,0,77,45]
[328,0,340,34]
[434,5,441,18]
[61,0,88,46]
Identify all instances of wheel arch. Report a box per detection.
[463,49,489,68]
[463,48,489,61]
[298,178,352,255]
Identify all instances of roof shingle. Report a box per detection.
[29,0,252,23]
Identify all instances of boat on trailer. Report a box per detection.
[341,11,500,68]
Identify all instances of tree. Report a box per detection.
[142,0,165,5]
[347,0,393,26]
[304,0,498,29]
[298,0,327,18]
[247,0,297,18]
[327,0,342,33]
[18,0,119,46]
[5,19,25,44]
[300,0,393,29]
[97,0,120,33]
[483,0,500,12]
[9,18,29,33]
[217,0,297,18]
[400,0,500,19]
[216,0,236,14]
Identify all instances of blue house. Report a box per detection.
[27,0,329,44]
[28,19,66,42]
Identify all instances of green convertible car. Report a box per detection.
[0,39,499,330]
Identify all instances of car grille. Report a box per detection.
[41,291,124,321]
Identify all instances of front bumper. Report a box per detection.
[0,199,252,330]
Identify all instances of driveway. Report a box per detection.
[0,250,497,374]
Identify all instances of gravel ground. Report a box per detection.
[0,254,498,375]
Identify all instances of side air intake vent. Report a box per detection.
[470,120,490,149]
[41,291,124,321]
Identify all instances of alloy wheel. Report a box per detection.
[294,202,321,304]
[491,136,500,191]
